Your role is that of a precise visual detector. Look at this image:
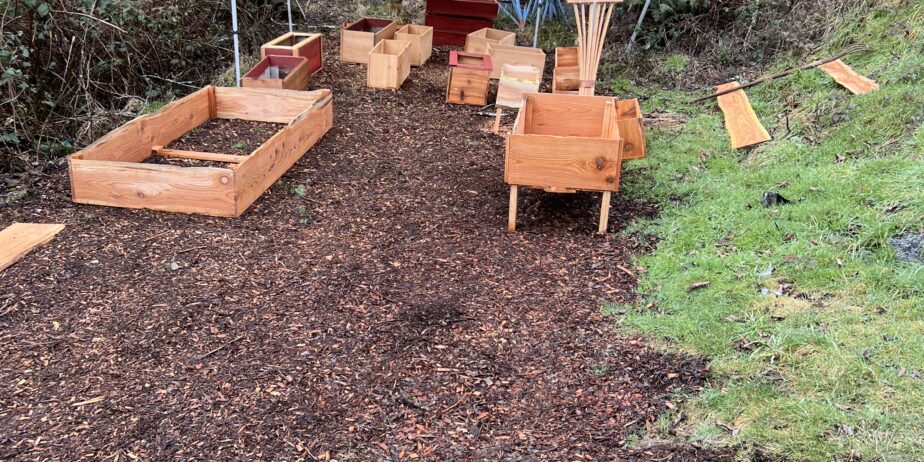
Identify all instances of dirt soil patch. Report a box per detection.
[0,38,730,461]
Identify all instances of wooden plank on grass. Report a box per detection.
[819,59,879,95]
[0,223,65,273]
[715,81,771,149]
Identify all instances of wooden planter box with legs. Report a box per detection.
[340,18,399,64]
[464,27,515,54]
[394,24,433,66]
[505,93,625,234]
[242,55,309,90]
[68,86,334,217]
[486,43,546,80]
[368,39,412,89]
[446,51,493,106]
[552,47,580,94]
[260,32,324,75]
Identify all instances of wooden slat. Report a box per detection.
[505,135,621,192]
[214,87,331,123]
[0,223,65,273]
[715,81,771,149]
[819,59,879,95]
[152,147,248,163]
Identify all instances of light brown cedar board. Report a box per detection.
[394,24,434,67]
[367,39,412,89]
[464,27,515,54]
[485,43,546,80]
[340,18,399,64]
[68,86,333,217]
[0,223,65,273]
[819,59,879,95]
[715,81,771,149]
[496,64,541,109]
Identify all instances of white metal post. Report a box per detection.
[231,0,241,87]
[287,0,294,32]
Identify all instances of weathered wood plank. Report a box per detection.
[819,59,879,95]
[0,223,65,273]
[715,81,771,149]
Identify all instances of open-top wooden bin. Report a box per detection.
[394,24,433,66]
[340,18,399,64]
[486,43,546,80]
[553,47,580,94]
[68,86,334,217]
[368,39,412,89]
[464,27,515,54]
[261,32,323,75]
[505,93,625,234]
[446,51,493,106]
[242,55,309,90]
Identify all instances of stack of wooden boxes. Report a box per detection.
[425,0,500,46]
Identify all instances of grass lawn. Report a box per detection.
[611,3,924,460]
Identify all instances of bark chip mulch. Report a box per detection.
[0,39,732,461]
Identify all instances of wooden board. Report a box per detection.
[368,39,412,89]
[715,81,771,149]
[464,28,515,55]
[555,47,579,68]
[819,59,879,95]
[0,223,65,273]
[260,32,323,75]
[394,24,433,67]
[496,64,540,109]
[486,43,546,80]
[340,18,398,64]
[525,93,613,138]
[616,98,646,160]
[214,87,328,123]
[505,135,622,192]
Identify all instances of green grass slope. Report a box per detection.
[614,4,924,460]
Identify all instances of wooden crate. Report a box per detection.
[260,32,323,75]
[242,55,309,91]
[425,0,498,46]
[340,18,399,64]
[616,98,646,160]
[553,47,579,94]
[368,39,412,89]
[394,24,434,67]
[464,28,515,54]
[504,93,624,234]
[486,43,546,80]
[68,86,334,217]
[446,51,493,106]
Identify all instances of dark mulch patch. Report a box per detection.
[168,118,284,154]
[0,37,729,461]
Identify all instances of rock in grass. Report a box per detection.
[891,235,924,263]
[761,191,791,207]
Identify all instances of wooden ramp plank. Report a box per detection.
[0,223,65,273]
[819,59,879,95]
[716,81,771,149]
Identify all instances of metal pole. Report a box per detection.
[231,0,241,86]
[627,0,651,51]
[287,0,294,32]
[532,0,542,48]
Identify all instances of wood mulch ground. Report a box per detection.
[0,39,734,461]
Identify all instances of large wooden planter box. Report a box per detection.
[394,24,434,67]
[464,28,516,54]
[242,55,309,90]
[504,93,625,234]
[425,0,498,46]
[486,43,546,80]
[426,0,498,18]
[340,18,399,64]
[368,39,412,89]
[446,51,493,106]
[553,47,579,94]
[68,86,334,217]
[260,32,323,75]
[617,98,646,160]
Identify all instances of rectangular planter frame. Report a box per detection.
[68,86,334,217]
[464,27,516,54]
[340,18,399,64]
[260,32,324,75]
[486,43,546,80]
[367,39,412,89]
[242,55,310,90]
[394,24,434,67]
[446,51,493,106]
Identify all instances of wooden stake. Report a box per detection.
[598,190,611,235]
[494,107,504,134]
[508,185,518,232]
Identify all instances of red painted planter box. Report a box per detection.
[426,0,498,18]
[425,0,499,46]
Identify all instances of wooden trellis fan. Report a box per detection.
[569,0,622,96]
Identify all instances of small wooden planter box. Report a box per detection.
[486,43,546,80]
[464,27,516,54]
[616,98,646,160]
[446,51,493,106]
[505,93,625,234]
[340,18,399,64]
[553,47,580,94]
[368,39,412,89]
[394,24,434,67]
[260,32,323,75]
[242,55,309,91]
[68,86,334,217]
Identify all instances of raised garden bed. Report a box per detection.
[486,43,546,80]
[340,18,399,64]
[504,93,625,234]
[368,39,412,89]
[394,24,434,67]
[464,27,516,54]
[68,86,333,217]
[242,55,309,90]
[260,32,323,75]
[446,51,493,106]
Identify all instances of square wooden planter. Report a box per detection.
[464,27,516,54]
[486,43,546,80]
[242,55,309,91]
[260,32,323,75]
[504,93,624,234]
[368,39,412,89]
[446,51,493,106]
[340,18,399,64]
[616,98,646,160]
[394,24,434,66]
[68,86,334,217]
[553,47,580,94]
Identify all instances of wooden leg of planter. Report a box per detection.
[508,185,518,232]
[494,107,503,134]
[598,191,611,235]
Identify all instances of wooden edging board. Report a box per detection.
[68,86,333,217]
[0,223,65,273]
[715,81,771,149]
